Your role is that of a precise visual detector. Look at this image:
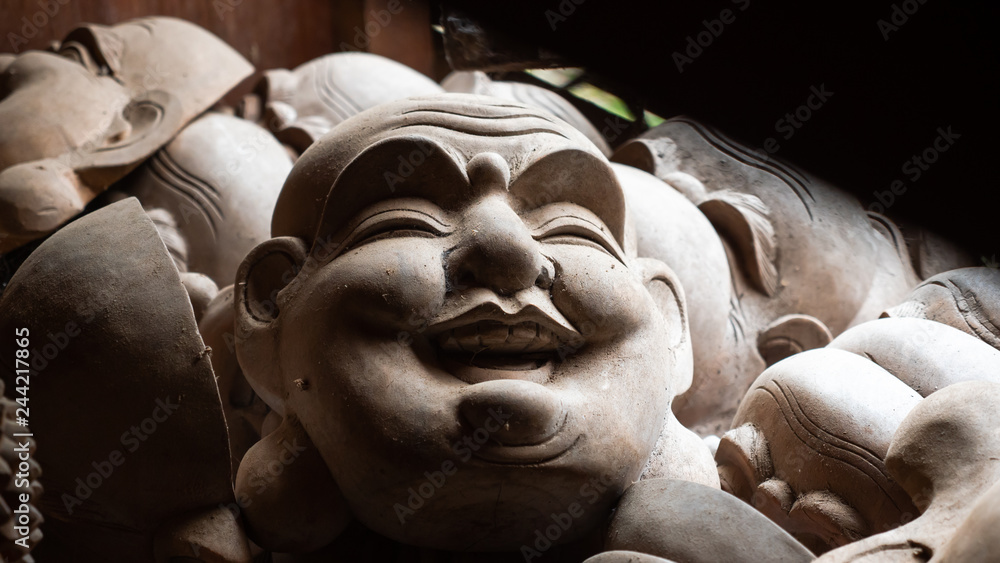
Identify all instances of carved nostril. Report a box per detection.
[445,233,550,295]
[448,192,553,295]
[535,258,555,290]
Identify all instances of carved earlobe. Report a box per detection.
[235,414,352,553]
[716,423,773,502]
[636,257,692,394]
[233,236,309,410]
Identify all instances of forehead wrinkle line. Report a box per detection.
[389,123,569,141]
[400,107,559,125]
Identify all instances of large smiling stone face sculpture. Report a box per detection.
[233,93,702,553]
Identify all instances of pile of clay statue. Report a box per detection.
[0,17,997,563]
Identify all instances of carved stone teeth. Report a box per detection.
[479,323,511,349]
[441,333,460,351]
[525,326,553,353]
[453,324,483,353]
[437,321,555,354]
[507,322,537,349]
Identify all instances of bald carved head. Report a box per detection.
[235,93,698,551]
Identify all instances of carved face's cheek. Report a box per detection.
[281,235,458,458]
[297,236,450,337]
[545,244,650,345]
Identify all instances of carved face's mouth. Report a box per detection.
[435,320,560,369]
[426,296,583,384]
[433,322,562,384]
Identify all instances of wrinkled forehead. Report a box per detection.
[297,94,626,246]
[378,97,579,159]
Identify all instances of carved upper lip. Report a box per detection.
[425,288,584,354]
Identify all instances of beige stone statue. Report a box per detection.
[0,17,253,254]
[3,14,996,560]
[0,17,294,304]
[232,93,811,560]
[816,380,1000,562]
[244,52,444,156]
[882,266,1000,351]
[0,87,819,561]
[0,198,249,562]
[613,120,921,434]
[717,313,1000,555]
[112,112,292,289]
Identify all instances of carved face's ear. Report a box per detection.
[756,314,833,367]
[636,257,693,394]
[77,90,185,189]
[234,236,309,411]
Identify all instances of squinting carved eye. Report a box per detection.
[527,204,626,263]
[340,208,449,252]
[537,219,617,256]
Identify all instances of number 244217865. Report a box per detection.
[14,328,29,426]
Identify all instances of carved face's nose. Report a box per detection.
[447,195,552,295]
[446,153,551,295]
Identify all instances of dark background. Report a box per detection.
[447,0,999,257]
[2,0,996,256]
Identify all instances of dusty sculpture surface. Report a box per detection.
[0,16,292,297]
[0,17,252,253]
[244,52,444,155]
[0,199,249,562]
[441,70,612,156]
[882,266,1000,351]
[112,112,292,288]
[717,311,1000,556]
[613,120,923,434]
[1,14,999,563]
[234,92,734,558]
[814,379,1000,562]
